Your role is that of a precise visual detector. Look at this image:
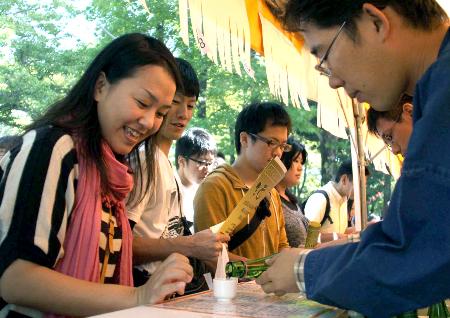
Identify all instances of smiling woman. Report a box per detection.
[0,33,194,317]
[95,64,175,156]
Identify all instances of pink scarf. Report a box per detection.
[55,141,134,286]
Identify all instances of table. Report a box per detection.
[93,281,347,318]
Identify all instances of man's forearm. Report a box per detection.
[227,251,247,262]
[133,236,194,265]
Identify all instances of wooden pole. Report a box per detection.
[352,100,368,230]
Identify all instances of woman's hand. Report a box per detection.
[136,253,193,305]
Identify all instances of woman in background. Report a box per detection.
[275,136,309,247]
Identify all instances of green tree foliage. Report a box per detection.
[0,1,97,128]
[0,0,391,215]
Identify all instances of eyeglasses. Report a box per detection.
[315,21,347,77]
[247,132,292,153]
[380,112,402,148]
[187,157,214,168]
[381,123,398,149]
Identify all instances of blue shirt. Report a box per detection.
[303,27,450,318]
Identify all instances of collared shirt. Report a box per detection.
[295,233,360,293]
[294,250,312,293]
[304,181,348,234]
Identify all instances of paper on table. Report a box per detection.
[215,243,229,279]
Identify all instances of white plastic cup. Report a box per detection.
[213,277,237,301]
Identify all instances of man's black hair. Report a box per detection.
[25,33,182,207]
[234,101,291,154]
[175,127,217,169]
[282,0,448,40]
[176,57,200,99]
[367,94,412,137]
[216,151,226,160]
[334,160,370,183]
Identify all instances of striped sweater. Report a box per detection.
[0,126,123,317]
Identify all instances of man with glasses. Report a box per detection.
[194,102,290,260]
[314,21,347,77]
[367,95,413,156]
[175,127,217,233]
[256,1,450,316]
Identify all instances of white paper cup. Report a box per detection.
[213,277,237,301]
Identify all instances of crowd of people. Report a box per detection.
[0,0,449,317]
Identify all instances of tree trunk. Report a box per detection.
[229,126,235,164]
[196,68,208,119]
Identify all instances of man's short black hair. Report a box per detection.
[334,160,370,183]
[367,94,413,137]
[175,127,217,169]
[176,57,200,99]
[282,0,448,39]
[216,151,225,160]
[234,101,291,154]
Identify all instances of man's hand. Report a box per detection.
[255,248,304,296]
[344,226,356,234]
[190,229,230,261]
[320,232,347,243]
[136,253,193,305]
[316,238,348,249]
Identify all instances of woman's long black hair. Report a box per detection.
[27,33,183,206]
[280,136,308,205]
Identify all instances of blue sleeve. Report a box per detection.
[303,50,450,318]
